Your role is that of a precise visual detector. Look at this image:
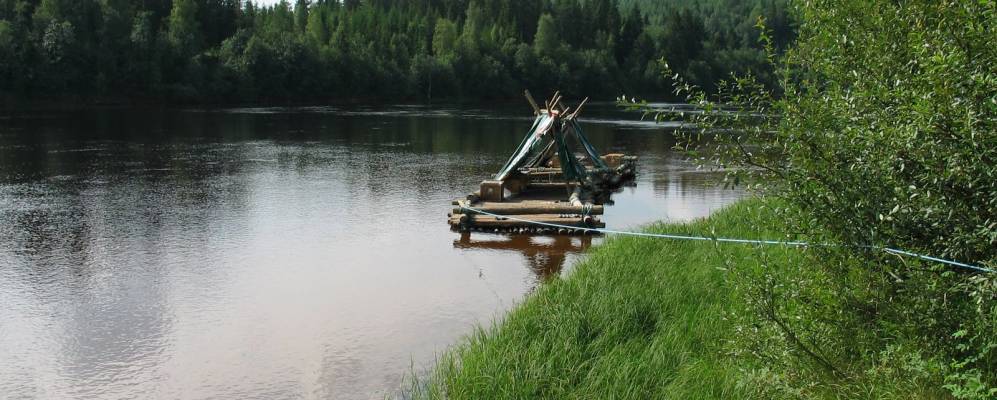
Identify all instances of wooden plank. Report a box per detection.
[452,202,603,215]
[526,182,578,190]
[449,214,604,229]
[453,235,592,251]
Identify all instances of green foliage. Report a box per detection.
[413,199,799,399]
[0,0,795,102]
[0,19,12,49]
[625,0,997,396]
[532,13,557,55]
[40,18,72,62]
[414,198,972,398]
[412,198,979,400]
[167,0,199,56]
[431,17,457,60]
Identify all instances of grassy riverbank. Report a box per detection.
[415,198,805,399]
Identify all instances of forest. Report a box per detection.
[0,0,794,103]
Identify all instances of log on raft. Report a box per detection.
[451,202,603,215]
[448,214,605,229]
[526,182,579,190]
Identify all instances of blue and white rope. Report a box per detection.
[458,205,995,274]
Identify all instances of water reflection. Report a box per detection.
[453,233,594,284]
[0,104,743,399]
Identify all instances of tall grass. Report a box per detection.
[415,198,803,399]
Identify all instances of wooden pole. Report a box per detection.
[524,90,540,115]
[550,93,563,112]
[568,97,589,119]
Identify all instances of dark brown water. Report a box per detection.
[0,104,742,399]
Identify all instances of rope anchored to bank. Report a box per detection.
[459,205,996,275]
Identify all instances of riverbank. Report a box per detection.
[414,196,962,399]
[414,198,802,398]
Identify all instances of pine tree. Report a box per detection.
[533,13,558,55]
[294,0,309,33]
[167,0,200,56]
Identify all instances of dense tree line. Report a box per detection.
[0,0,794,103]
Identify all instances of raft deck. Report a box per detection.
[448,155,637,234]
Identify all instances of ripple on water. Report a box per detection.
[0,104,742,399]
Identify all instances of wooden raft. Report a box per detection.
[449,153,637,234]
[447,91,638,234]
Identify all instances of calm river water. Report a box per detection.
[0,104,742,399]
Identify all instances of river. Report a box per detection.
[0,103,742,399]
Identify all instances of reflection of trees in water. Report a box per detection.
[651,169,729,196]
[453,233,593,281]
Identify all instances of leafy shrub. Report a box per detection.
[627,0,997,396]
